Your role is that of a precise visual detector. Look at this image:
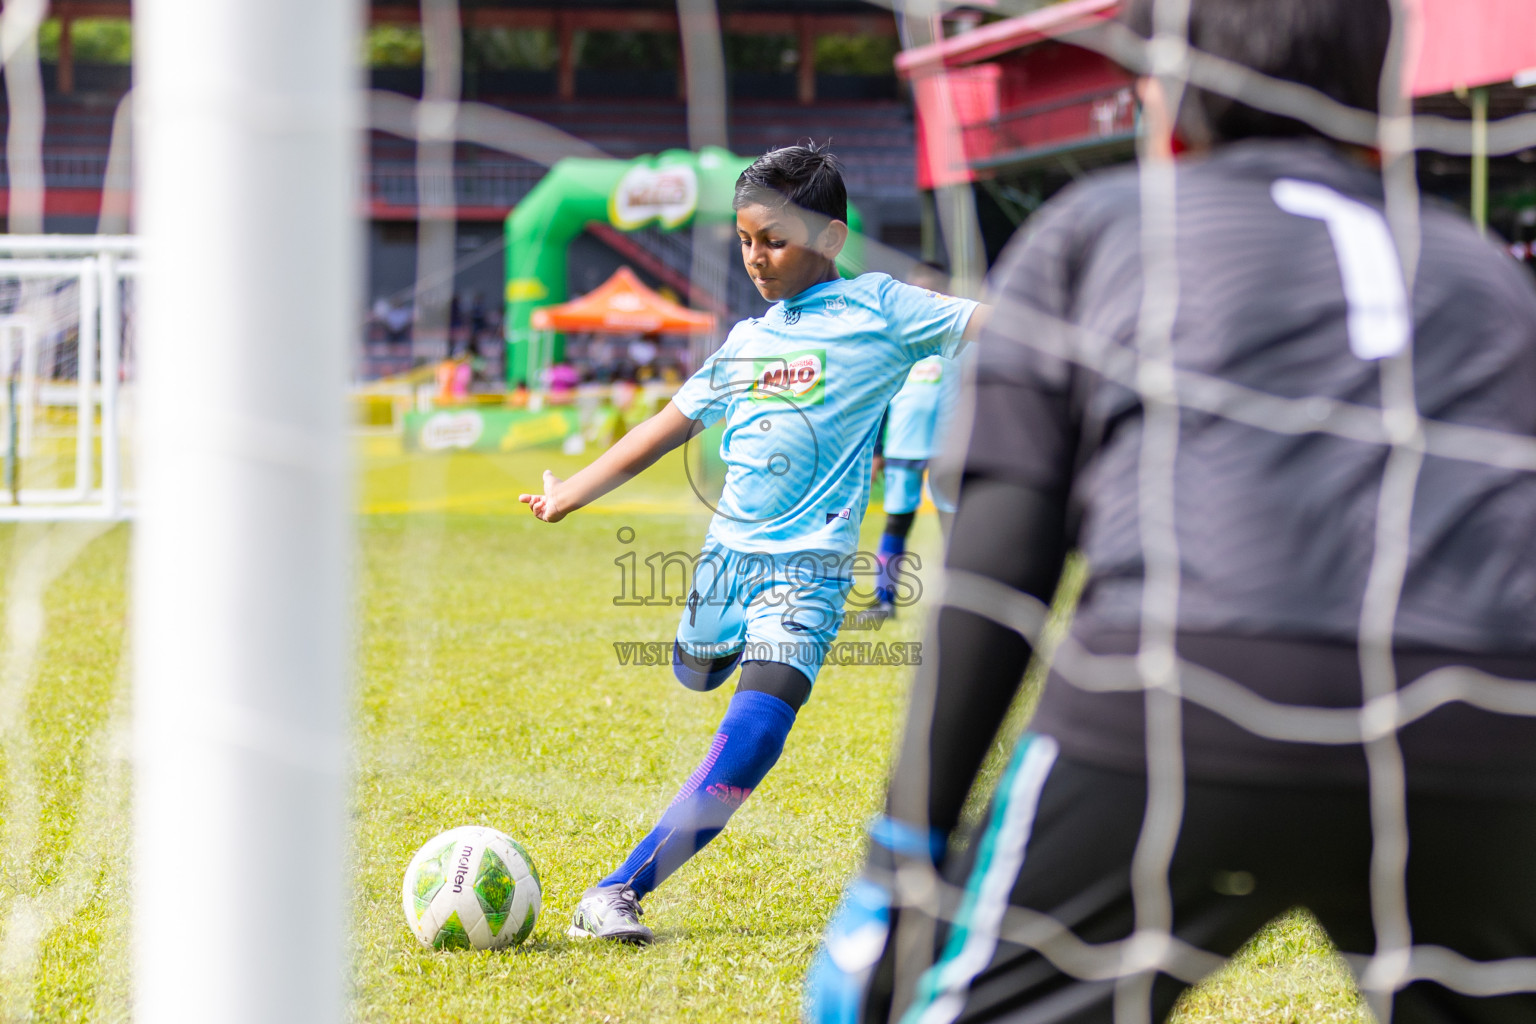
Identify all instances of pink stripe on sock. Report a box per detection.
[670,733,729,806]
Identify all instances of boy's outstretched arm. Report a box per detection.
[961,302,992,342]
[519,401,698,523]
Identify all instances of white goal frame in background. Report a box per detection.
[0,236,137,521]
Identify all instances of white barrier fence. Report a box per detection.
[0,236,137,521]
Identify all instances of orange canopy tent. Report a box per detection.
[530,266,716,335]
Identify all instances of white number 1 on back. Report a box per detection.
[1271,178,1411,361]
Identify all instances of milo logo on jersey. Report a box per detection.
[750,349,826,406]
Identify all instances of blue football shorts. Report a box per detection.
[675,544,852,688]
[883,459,957,516]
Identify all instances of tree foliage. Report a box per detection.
[814,35,900,75]
[465,28,558,72]
[37,19,132,65]
[575,31,680,72]
[367,25,425,68]
[723,34,797,74]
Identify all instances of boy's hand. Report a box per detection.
[519,470,567,523]
[515,403,693,524]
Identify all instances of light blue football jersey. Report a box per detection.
[671,273,977,555]
[882,354,963,461]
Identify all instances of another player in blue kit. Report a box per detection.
[520,144,988,943]
[869,350,963,621]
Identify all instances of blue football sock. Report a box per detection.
[600,689,798,898]
[875,532,906,605]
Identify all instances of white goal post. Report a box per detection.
[132,0,356,1020]
[0,236,137,521]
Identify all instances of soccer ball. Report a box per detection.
[401,825,542,950]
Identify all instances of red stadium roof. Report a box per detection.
[894,0,1118,78]
[894,0,1536,98]
[1412,0,1536,96]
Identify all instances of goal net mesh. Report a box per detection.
[1,1,1534,1022]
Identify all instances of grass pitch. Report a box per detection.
[0,441,1371,1022]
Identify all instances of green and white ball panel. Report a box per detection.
[400,825,541,950]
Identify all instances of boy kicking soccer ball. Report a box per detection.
[520,144,988,943]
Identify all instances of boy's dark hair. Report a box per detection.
[733,144,848,228]
[1122,0,1392,144]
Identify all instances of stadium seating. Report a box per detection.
[365,96,916,210]
[0,73,913,371]
[0,76,914,220]
[0,93,119,195]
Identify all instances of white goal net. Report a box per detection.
[2,1,1535,1023]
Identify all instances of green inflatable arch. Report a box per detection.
[504,146,862,385]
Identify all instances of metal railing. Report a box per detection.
[963,84,1137,165]
[627,224,771,325]
[366,161,546,209]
